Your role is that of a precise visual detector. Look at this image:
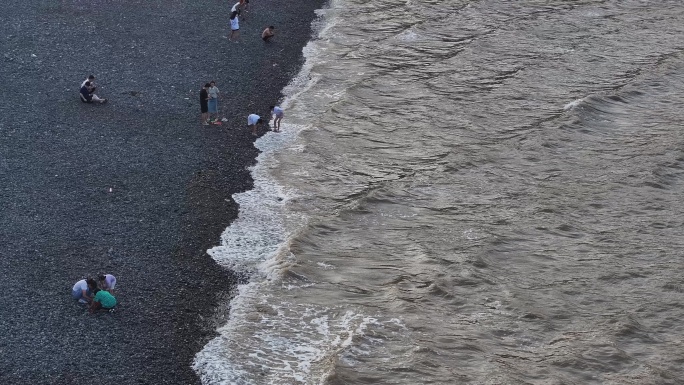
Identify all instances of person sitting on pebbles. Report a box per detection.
[81,74,96,88]
[72,278,98,304]
[79,81,107,104]
[89,288,117,313]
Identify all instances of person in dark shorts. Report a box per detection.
[262,26,275,42]
[200,83,210,125]
[229,11,240,41]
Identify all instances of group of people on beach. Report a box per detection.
[76,3,285,137]
[245,105,284,135]
[71,1,288,317]
[72,274,117,314]
[244,104,284,136]
[198,79,284,135]
[201,2,285,135]
[79,73,285,136]
[227,0,276,42]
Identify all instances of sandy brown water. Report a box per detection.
[197,1,684,384]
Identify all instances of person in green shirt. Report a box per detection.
[89,288,117,313]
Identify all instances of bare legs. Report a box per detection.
[272,116,282,132]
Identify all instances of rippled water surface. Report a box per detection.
[195,1,684,384]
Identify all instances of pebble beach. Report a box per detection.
[0,0,323,383]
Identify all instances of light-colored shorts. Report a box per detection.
[72,288,90,300]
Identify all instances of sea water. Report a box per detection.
[194,0,684,384]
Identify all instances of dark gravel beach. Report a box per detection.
[0,0,323,384]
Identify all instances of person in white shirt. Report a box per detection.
[98,273,117,294]
[247,113,264,136]
[269,105,284,132]
[229,11,240,42]
[72,278,97,304]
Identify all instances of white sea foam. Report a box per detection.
[564,97,586,111]
[195,278,389,384]
[195,1,419,382]
[193,3,362,383]
[396,29,420,42]
[316,261,336,270]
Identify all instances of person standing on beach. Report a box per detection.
[72,278,97,304]
[229,11,240,42]
[270,105,284,132]
[98,273,117,294]
[262,26,275,42]
[200,83,210,125]
[248,113,263,136]
[207,81,220,122]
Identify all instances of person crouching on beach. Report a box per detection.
[248,113,264,136]
[270,105,284,132]
[262,26,275,42]
[79,81,107,104]
[200,83,210,125]
[98,273,117,294]
[89,288,117,313]
[229,11,240,41]
[72,278,97,304]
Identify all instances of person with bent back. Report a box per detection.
[89,288,117,313]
